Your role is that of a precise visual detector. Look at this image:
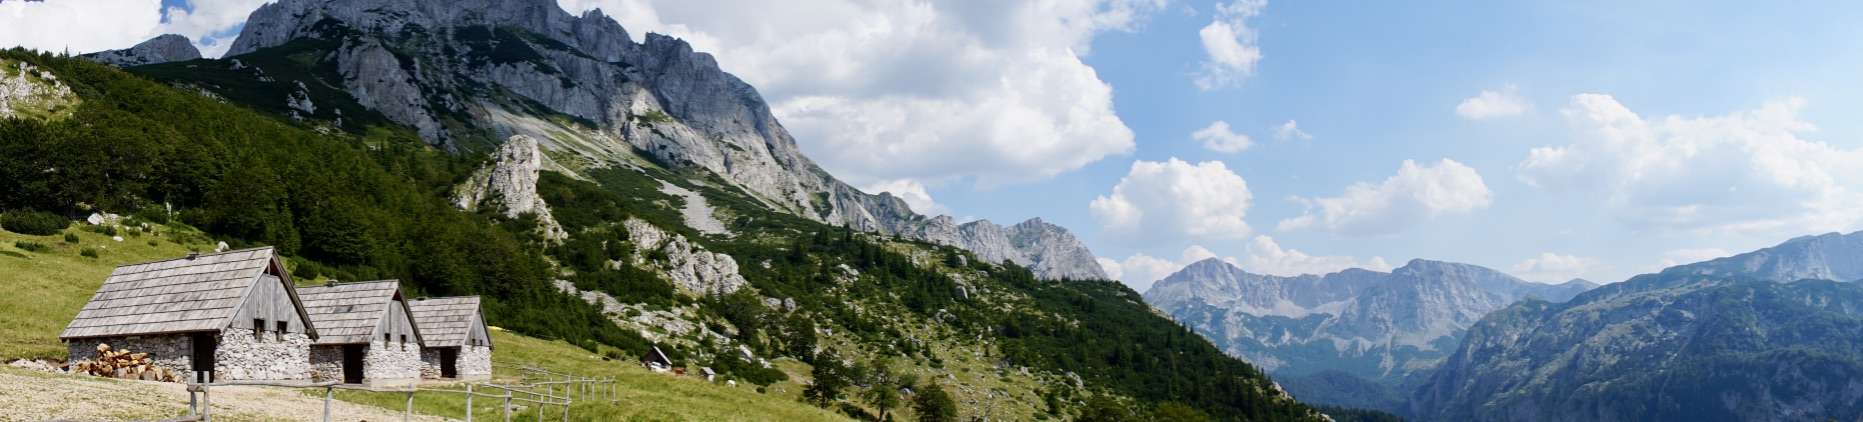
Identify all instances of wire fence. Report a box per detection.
[159,367,618,422]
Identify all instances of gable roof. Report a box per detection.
[297,280,422,346]
[60,247,318,340]
[407,296,486,348]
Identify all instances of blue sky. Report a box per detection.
[9,0,1863,289]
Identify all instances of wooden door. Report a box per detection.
[190,332,216,383]
[342,345,365,384]
[440,348,457,378]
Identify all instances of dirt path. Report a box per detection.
[0,368,445,422]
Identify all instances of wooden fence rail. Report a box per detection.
[161,367,617,422]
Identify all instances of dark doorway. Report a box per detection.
[342,345,365,384]
[440,348,458,378]
[189,332,216,383]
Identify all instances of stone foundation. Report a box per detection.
[215,327,310,381]
[65,335,193,381]
[419,348,444,379]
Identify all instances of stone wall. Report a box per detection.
[66,335,193,380]
[364,339,422,386]
[417,346,493,381]
[418,348,443,379]
[309,345,344,382]
[215,327,310,380]
[460,345,492,380]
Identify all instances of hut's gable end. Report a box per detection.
[466,313,492,348]
[378,295,421,346]
[228,274,307,335]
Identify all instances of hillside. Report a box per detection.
[0,26,1321,422]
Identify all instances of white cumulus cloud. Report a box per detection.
[1519,94,1863,235]
[1193,120,1253,153]
[863,179,951,217]
[1273,119,1311,141]
[562,0,1158,187]
[1241,235,1390,277]
[1091,158,1253,243]
[0,0,269,58]
[1456,85,1530,120]
[1510,252,1601,283]
[1099,245,1225,291]
[1279,158,1493,236]
[1192,0,1266,90]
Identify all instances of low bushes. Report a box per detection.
[1,210,69,236]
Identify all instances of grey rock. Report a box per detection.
[620,218,746,295]
[82,34,201,67]
[454,135,566,240]
[0,60,74,118]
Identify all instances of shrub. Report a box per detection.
[79,247,99,258]
[147,239,159,247]
[63,233,78,243]
[0,210,69,236]
[14,241,50,253]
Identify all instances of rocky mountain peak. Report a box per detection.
[82,34,201,67]
[217,0,1108,280]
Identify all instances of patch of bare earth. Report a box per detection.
[0,368,444,422]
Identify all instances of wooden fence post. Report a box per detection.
[404,390,414,422]
[202,385,212,422]
[323,386,334,422]
[466,383,475,422]
[502,392,512,422]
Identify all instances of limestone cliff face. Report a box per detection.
[82,34,201,67]
[224,0,1107,280]
[454,135,566,240]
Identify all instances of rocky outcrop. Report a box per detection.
[220,0,1109,280]
[454,135,566,240]
[620,218,747,295]
[0,60,76,119]
[1145,258,1596,410]
[82,34,201,67]
[908,217,1108,280]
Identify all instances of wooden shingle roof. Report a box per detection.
[60,247,317,339]
[407,296,485,348]
[297,280,421,346]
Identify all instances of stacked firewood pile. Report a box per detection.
[71,343,178,382]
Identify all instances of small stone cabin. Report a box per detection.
[298,280,424,387]
[407,296,492,381]
[60,247,317,383]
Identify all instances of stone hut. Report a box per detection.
[407,296,492,381]
[298,280,424,387]
[60,247,317,383]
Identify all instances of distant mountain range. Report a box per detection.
[1153,232,1863,421]
[1413,231,1863,421]
[1144,258,1595,409]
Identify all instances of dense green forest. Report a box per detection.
[0,48,649,355]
